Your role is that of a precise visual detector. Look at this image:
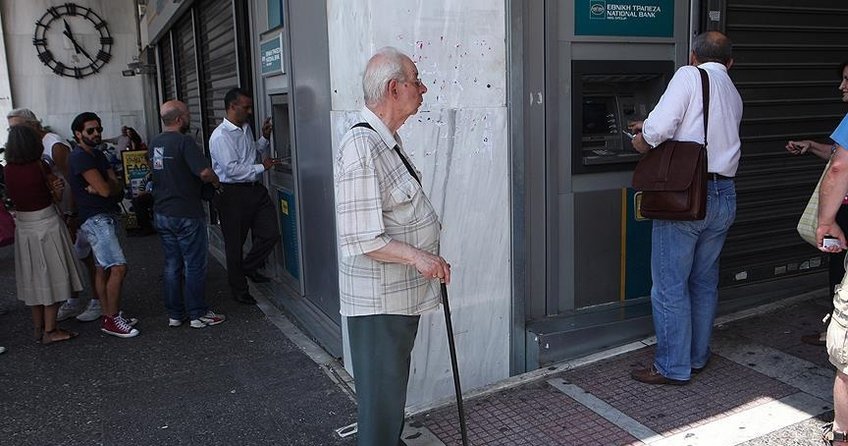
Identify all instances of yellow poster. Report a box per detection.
[121,150,150,197]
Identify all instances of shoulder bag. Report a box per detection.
[632,68,710,221]
[796,161,831,246]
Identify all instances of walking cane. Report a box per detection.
[441,282,469,446]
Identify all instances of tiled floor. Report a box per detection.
[414,294,835,446]
[720,298,832,369]
[559,349,797,436]
[414,380,643,446]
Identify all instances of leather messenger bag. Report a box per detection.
[632,68,710,221]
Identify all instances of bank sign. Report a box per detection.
[260,33,284,77]
[576,0,674,37]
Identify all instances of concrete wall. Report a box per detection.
[0,5,13,149]
[1,0,146,143]
[327,0,511,409]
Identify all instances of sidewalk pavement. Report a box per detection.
[0,229,838,446]
[408,290,836,446]
[0,232,356,446]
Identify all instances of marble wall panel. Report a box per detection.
[327,0,506,112]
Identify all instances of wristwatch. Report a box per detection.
[822,423,848,444]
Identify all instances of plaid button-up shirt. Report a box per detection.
[335,107,441,317]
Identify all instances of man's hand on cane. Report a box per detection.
[413,251,451,284]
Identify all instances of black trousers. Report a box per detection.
[216,183,280,295]
[347,314,420,446]
[131,193,154,231]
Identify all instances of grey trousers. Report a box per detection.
[348,314,420,446]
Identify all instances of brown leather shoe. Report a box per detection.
[630,366,688,385]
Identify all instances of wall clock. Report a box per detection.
[32,3,113,78]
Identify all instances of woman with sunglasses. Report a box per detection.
[4,125,82,344]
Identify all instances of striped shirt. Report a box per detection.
[335,107,441,317]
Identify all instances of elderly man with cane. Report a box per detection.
[335,46,453,446]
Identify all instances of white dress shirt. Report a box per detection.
[642,62,743,177]
[209,118,270,183]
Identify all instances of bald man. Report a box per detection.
[148,100,225,329]
[629,31,743,385]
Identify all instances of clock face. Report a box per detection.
[32,3,113,79]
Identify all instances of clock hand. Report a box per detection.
[62,20,80,55]
[62,29,95,63]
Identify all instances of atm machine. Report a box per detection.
[524,0,690,368]
[268,93,303,294]
[572,61,671,173]
[570,60,673,305]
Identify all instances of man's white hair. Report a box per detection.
[6,108,41,127]
[362,46,409,106]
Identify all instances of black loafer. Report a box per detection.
[233,293,257,305]
[245,271,271,283]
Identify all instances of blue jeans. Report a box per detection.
[154,214,209,320]
[650,179,736,380]
[80,213,126,269]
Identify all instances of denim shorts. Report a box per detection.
[74,228,92,259]
[80,213,126,269]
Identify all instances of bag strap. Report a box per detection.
[697,67,710,148]
[352,122,421,185]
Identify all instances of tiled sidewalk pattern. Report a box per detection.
[560,349,798,436]
[417,296,833,445]
[722,299,832,369]
[415,381,643,446]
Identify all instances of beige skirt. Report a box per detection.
[14,206,84,306]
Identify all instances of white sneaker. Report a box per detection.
[168,318,185,327]
[76,299,102,322]
[190,311,226,329]
[57,300,82,321]
[0,346,5,354]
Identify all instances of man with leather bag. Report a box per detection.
[628,31,743,385]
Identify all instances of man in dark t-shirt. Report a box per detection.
[68,112,139,338]
[150,100,225,329]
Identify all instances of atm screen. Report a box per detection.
[582,101,609,135]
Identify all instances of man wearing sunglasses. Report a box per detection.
[68,112,139,338]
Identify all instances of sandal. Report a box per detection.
[41,328,79,345]
[33,327,43,344]
[802,332,827,346]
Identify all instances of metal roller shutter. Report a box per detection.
[719,1,848,288]
[158,33,176,102]
[197,0,239,144]
[173,13,203,147]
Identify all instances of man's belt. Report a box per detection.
[709,173,733,181]
[221,181,262,187]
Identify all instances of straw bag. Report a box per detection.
[797,162,830,246]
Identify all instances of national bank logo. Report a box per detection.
[590,0,607,20]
